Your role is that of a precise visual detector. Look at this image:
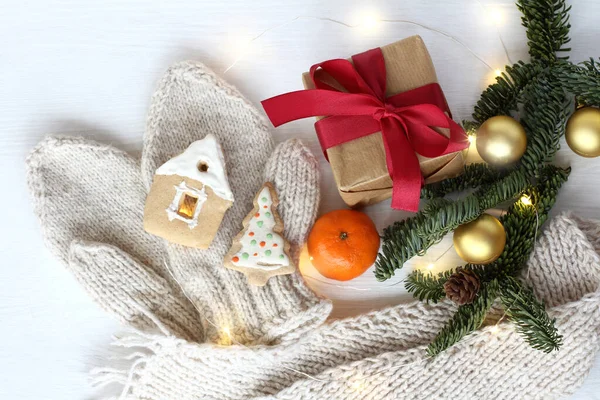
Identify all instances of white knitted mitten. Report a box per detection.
[26,136,204,341]
[140,62,331,344]
[95,213,600,400]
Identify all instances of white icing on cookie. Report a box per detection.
[156,134,234,202]
[231,186,290,270]
[166,181,207,229]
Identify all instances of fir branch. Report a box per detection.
[405,269,454,303]
[421,198,453,216]
[500,277,562,352]
[518,75,571,173]
[486,165,568,277]
[473,62,544,124]
[377,215,433,281]
[417,167,568,355]
[427,279,499,357]
[423,63,567,200]
[558,58,600,106]
[378,0,582,357]
[517,0,571,63]
[475,168,528,210]
[462,264,499,284]
[416,196,480,239]
[461,120,480,133]
[494,188,542,276]
[376,169,530,281]
[421,163,504,199]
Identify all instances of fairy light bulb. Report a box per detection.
[486,68,504,85]
[352,381,364,391]
[489,7,504,25]
[427,263,434,271]
[360,13,379,30]
[468,134,477,143]
[520,194,532,206]
[490,325,500,334]
[220,326,232,346]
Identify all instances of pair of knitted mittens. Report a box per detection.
[27,61,332,347]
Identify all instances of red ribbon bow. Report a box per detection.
[261,47,468,212]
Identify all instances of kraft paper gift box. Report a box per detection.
[300,36,465,208]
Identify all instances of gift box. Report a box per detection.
[262,36,468,212]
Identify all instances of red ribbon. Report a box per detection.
[261,47,468,212]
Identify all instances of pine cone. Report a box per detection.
[443,268,481,305]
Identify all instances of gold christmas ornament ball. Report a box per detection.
[476,116,527,166]
[453,214,506,265]
[565,107,600,158]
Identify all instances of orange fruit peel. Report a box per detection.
[307,209,380,281]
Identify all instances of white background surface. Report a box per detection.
[2,0,600,398]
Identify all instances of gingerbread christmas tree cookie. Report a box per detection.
[144,134,234,249]
[224,182,295,285]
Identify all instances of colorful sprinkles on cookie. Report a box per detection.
[230,184,290,270]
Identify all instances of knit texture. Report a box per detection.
[27,61,600,399]
[93,212,600,400]
[26,136,203,341]
[26,61,332,346]
[141,61,331,344]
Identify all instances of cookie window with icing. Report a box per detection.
[143,134,234,249]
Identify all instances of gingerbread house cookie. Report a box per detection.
[143,134,234,249]
[224,182,295,286]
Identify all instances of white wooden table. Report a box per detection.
[2,0,600,398]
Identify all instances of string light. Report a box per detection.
[221,12,514,74]
[152,0,535,360]
[158,194,538,387]
[420,240,458,275]
[156,258,515,389]
[476,0,513,65]
[302,273,406,291]
[300,245,405,291]
[520,193,540,282]
[468,134,477,143]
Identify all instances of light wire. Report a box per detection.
[475,0,514,65]
[223,13,512,74]
[151,9,524,387]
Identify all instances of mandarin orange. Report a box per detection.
[307,209,380,281]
